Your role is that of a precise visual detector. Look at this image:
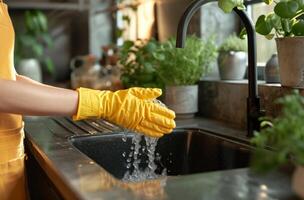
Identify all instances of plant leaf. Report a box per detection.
[44,57,55,75]
[295,0,304,9]
[255,15,273,35]
[116,28,125,38]
[122,40,134,50]
[122,15,131,25]
[268,13,281,29]
[281,18,292,35]
[32,44,44,57]
[36,11,48,32]
[265,33,275,39]
[218,0,244,13]
[274,1,299,19]
[292,19,304,36]
[25,11,34,31]
[239,27,247,39]
[263,0,273,5]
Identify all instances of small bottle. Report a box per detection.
[265,53,280,83]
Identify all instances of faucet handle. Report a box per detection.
[259,109,266,118]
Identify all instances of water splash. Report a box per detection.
[121,99,168,182]
[122,134,167,182]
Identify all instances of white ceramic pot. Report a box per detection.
[16,58,42,82]
[218,51,247,80]
[164,85,198,119]
[276,37,304,87]
[292,166,304,198]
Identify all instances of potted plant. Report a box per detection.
[218,34,247,80]
[15,10,54,82]
[119,39,163,88]
[251,90,304,198]
[219,0,304,87]
[153,35,217,118]
[253,0,304,87]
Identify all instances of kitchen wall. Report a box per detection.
[199,80,302,130]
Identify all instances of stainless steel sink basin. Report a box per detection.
[69,129,254,180]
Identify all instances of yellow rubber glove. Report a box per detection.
[73,87,176,137]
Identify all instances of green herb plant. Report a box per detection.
[251,90,304,172]
[153,35,217,86]
[218,34,247,52]
[254,0,304,38]
[119,39,163,88]
[15,10,54,74]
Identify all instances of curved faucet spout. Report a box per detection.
[176,0,261,137]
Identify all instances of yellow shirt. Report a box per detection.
[0,2,26,199]
[0,2,22,130]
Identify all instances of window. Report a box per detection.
[249,2,277,64]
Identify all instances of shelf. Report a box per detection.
[7,2,89,11]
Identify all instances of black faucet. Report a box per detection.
[176,0,261,137]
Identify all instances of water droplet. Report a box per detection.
[122,132,128,142]
[122,152,126,157]
[122,128,167,182]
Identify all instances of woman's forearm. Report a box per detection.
[16,75,56,88]
[0,78,79,116]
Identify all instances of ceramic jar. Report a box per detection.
[265,54,280,83]
[218,51,247,80]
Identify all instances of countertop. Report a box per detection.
[24,117,298,200]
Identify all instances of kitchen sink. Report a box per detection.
[69,129,254,180]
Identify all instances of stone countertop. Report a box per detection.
[24,117,298,200]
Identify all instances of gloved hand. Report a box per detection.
[73,87,176,137]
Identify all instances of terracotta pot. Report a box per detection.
[292,166,304,198]
[276,37,304,87]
